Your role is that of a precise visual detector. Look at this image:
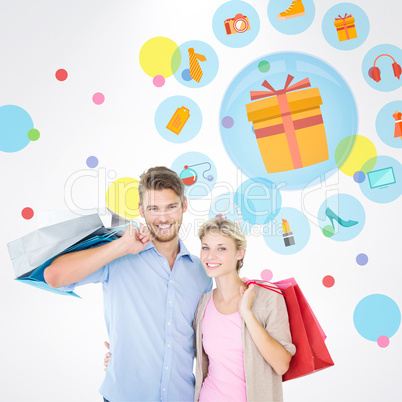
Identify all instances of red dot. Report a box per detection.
[21,207,34,220]
[55,69,68,81]
[322,275,335,288]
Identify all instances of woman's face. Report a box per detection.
[200,231,244,279]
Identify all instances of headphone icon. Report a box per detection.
[368,54,401,82]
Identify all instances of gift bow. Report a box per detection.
[250,75,311,101]
[335,13,352,21]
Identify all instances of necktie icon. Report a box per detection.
[188,48,207,83]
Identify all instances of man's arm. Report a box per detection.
[44,224,152,288]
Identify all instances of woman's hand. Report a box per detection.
[239,283,256,320]
[104,341,111,371]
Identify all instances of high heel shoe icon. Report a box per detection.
[325,207,358,229]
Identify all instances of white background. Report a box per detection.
[0,0,401,401]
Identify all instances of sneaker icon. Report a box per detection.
[278,0,305,20]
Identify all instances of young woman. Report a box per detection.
[104,217,295,401]
[194,217,295,402]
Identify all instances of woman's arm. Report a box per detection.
[239,284,292,376]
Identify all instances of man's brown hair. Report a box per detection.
[138,166,185,206]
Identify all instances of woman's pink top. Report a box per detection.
[198,295,247,402]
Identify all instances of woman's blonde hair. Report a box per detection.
[198,217,247,271]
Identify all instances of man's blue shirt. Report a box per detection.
[60,239,212,402]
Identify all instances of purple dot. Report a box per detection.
[377,335,390,348]
[222,116,234,129]
[182,69,192,81]
[86,156,99,168]
[353,171,366,183]
[153,75,165,87]
[356,253,368,266]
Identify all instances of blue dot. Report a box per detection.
[182,69,192,81]
[0,105,34,152]
[353,294,401,342]
[356,253,368,266]
[353,171,366,183]
[86,156,99,168]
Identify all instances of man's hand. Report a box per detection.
[104,341,111,371]
[118,223,153,255]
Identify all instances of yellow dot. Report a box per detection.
[335,135,377,176]
[106,177,140,219]
[139,37,180,78]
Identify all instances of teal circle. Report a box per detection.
[359,155,401,204]
[376,101,402,149]
[322,3,369,51]
[263,207,311,255]
[155,96,202,144]
[212,1,260,48]
[268,0,315,35]
[317,194,365,242]
[171,152,217,199]
[362,44,402,92]
[235,177,281,225]
[173,40,219,88]
[219,52,358,190]
[0,105,34,152]
[208,192,254,235]
[353,294,401,342]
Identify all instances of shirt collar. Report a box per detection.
[142,238,194,263]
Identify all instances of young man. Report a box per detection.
[44,166,212,402]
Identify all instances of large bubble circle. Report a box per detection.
[219,52,358,190]
[353,294,401,343]
[0,105,35,152]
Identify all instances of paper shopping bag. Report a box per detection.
[7,214,103,278]
[246,278,334,381]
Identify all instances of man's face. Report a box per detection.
[139,189,187,243]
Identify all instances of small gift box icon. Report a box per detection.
[245,75,329,174]
[334,13,358,42]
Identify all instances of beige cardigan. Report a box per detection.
[193,285,296,402]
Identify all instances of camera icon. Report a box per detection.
[224,14,251,35]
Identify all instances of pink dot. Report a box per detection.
[92,92,105,105]
[322,275,335,288]
[377,336,390,348]
[55,69,68,81]
[260,269,273,282]
[21,207,34,220]
[153,75,165,87]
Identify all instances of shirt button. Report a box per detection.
[165,366,169,370]
[170,280,173,283]
[167,322,171,326]
[162,388,166,392]
[167,344,171,348]
[169,300,172,304]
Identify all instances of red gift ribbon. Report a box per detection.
[245,279,286,297]
[335,13,352,40]
[249,75,311,170]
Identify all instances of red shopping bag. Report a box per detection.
[246,278,334,381]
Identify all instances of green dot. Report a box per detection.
[28,128,40,141]
[322,225,335,238]
[258,61,270,73]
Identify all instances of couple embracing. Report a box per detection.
[44,166,295,402]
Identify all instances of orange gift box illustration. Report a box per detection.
[245,75,329,174]
[334,13,357,42]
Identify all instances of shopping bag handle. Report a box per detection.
[104,221,140,239]
[245,279,285,296]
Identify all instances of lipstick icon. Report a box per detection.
[282,219,295,247]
